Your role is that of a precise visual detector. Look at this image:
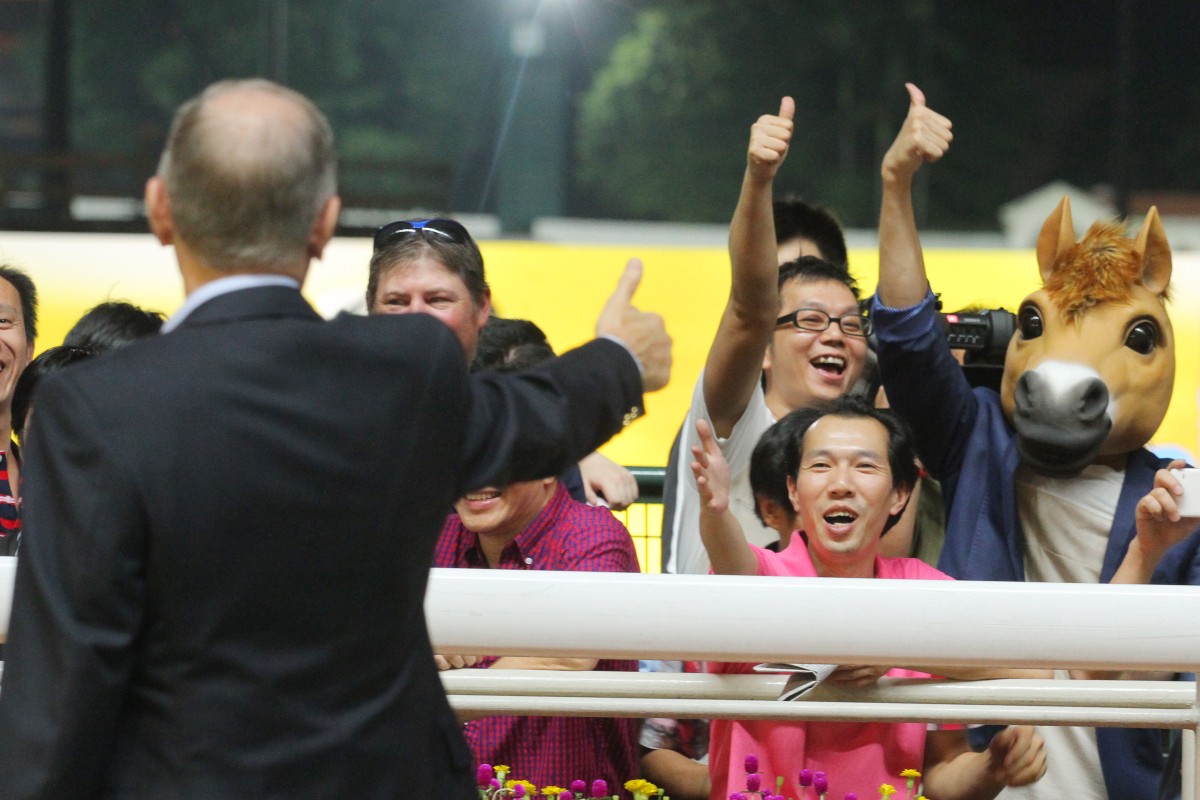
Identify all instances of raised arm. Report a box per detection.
[876,83,953,309]
[1115,461,1199,585]
[1070,461,1198,680]
[704,97,794,437]
[692,419,758,575]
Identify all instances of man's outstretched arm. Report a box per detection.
[463,258,671,494]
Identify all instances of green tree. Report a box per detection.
[576,0,1044,228]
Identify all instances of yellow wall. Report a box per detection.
[4,232,1198,466]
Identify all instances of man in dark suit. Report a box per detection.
[0,79,670,799]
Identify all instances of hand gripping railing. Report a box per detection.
[426,569,1200,799]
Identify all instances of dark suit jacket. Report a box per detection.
[0,285,643,800]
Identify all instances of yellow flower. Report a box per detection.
[506,778,538,794]
[494,765,511,775]
[542,787,566,797]
[879,784,896,797]
[917,796,929,800]
[624,778,660,795]
[900,769,921,779]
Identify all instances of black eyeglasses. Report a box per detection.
[776,307,872,338]
[373,218,474,251]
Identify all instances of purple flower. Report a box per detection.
[799,769,814,787]
[744,754,759,774]
[490,779,501,790]
[590,779,608,798]
[746,773,761,792]
[845,794,857,800]
[513,786,526,799]
[571,780,587,795]
[729,794,748,800]
[813,772,828,793]
[560,793,573,800]
[477,764,494,787]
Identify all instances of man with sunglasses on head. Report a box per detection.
[367,218,494,361]
[0,79,670,800]
[663,97,869,577]
[366,217,642,510]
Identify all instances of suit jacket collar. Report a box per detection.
[173,284,322,330]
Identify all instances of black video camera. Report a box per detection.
[939,307,1017,364]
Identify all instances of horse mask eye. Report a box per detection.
[1018,306,1044,340]
[1124,320,1158,355]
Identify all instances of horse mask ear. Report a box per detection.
[1036,195,1076,282]
[1133,206,1172,295]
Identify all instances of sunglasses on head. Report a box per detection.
[373,218,474,251]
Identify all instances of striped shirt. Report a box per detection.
[0,446,20,555]
[434,483,640,792]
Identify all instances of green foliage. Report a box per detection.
[575,0,1048,227]
[577,7,737,221]
[63,0,504,202]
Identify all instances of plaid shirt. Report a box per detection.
[434,483,640,793]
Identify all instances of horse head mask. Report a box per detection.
[999,196,1175,478]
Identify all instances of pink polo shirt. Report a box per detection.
[707,537,953,800]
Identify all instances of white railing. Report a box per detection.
[426,569,1200,799]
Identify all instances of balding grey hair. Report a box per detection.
[157,79,337,272]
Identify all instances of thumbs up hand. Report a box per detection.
[747,96,795,183]
[882,83,954,183]
[595,258,672,392]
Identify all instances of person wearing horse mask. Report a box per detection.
[869,83,1200,800]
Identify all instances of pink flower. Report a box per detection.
[477,764,494,787]
[744,755,759,774]
[514,786,526,799]
[845,794,858,800]
[571,780,587,795]
[746,774,761,793]
[590,779,608,798]
[799,769,814,787]
[729,794,748,800]
[813,772,828,793]
[560,793,573,800]
[490,779,502,790]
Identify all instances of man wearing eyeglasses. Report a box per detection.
[0,79,670,800]
[662,97,869,577]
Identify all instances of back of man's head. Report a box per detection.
[157,79,337,272]
[749,412,807,529]
[64,301,164,353]
[13,345,96,441]
[773,199,848,268]
[471,317,555,373]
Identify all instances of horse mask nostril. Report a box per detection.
[1077,378,1109,422]
[1014,371,1042,413]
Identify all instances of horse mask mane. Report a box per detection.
[999,196,1175,477]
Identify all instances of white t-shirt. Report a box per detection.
[664,371,779,575]
[999,464,1125,800]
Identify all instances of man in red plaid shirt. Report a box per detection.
[432,475,641,791]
